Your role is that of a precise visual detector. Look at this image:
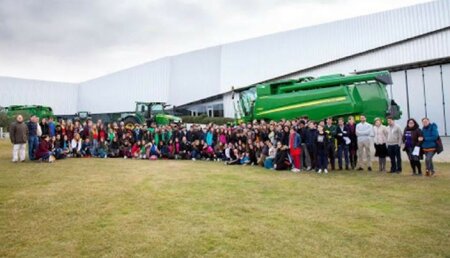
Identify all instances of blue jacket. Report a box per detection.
[205,132,213,146]
[422,123,438,149]
[49,122,56,137]
[289,132,302,149]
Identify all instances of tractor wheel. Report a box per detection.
[123,117,138,130]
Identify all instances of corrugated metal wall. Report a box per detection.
[278,29,450,80]
[168,46,221,106]
[0,77,78,115]
[386,65,450,136]
[220,0,450,92]
[77,58,171,113]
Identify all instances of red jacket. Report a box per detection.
[131,144,140,156]
[35,140,51,159]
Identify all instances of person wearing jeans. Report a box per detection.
[386,117,403,173]
[27,115,39,160]
[421,118,439,176]
[336,117,350,170]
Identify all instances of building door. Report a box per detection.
[207,107,214,117]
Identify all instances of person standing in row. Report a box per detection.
[356,115,372,171]
[421,118,439,176]
[386,117,403,173]
[27,115,39,160]
[305,121,318,171]
[347,116,358,170]
[403,118,423,175]
[336,117,350,170]
[289,127,302,172]
[315,124,329,173]
[373,118,388,172]
[9,115,28,162]
[298,120,311,170]
[324,117,337,171]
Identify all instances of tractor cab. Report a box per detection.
[121,102,182,129]
[136,102,165,119]
[75,111,92,122]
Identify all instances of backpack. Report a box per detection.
[436,136,443,155]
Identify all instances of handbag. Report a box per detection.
[436,136,443,154]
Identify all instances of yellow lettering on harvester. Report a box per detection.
[256,96,347,116]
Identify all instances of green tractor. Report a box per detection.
[74,111,92,123]
[4,105,55,121]
[120,102,182,129]
[234,71,402,124]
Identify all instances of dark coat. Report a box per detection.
[274,148,290,170]
[402,127,423,148]
[336,124,350,146]
[315,131,329,152]
[9,121,28,144]
[40,122,50,136]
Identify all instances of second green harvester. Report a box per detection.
[235,71,401,123]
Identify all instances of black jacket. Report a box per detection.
[336,124,350,146]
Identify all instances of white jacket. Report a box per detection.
[71,139,82,152]
[373,125,388,145]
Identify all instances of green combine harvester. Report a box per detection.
[234,71,401,124]
[4,105,55,121]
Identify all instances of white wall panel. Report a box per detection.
[279,29,450,82]
[220,0,450,92]
[423,66,446,135]
[406,68,426,122]
[223,92,234,118]
[442,64,450,135]
[0,77,78,115]
[168,46,221,106]
[78,58,171,113]
[390,71,408,127]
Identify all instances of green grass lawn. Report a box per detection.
[0,139,449,257]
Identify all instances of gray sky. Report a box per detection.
[0,0,431,83]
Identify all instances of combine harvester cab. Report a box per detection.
[236,71,402,123]
[5,105,55,121]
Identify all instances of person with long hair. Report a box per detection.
[403,118,423,175]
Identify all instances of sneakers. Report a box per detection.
[291,168,300,173]
[306,166,312,171]
[324,169,328,174]
[317,169,322,174]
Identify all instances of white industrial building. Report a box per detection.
[1,0,450,135]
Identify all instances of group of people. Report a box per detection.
[8,113,441,176]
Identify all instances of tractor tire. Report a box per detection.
[123,117,139,130]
